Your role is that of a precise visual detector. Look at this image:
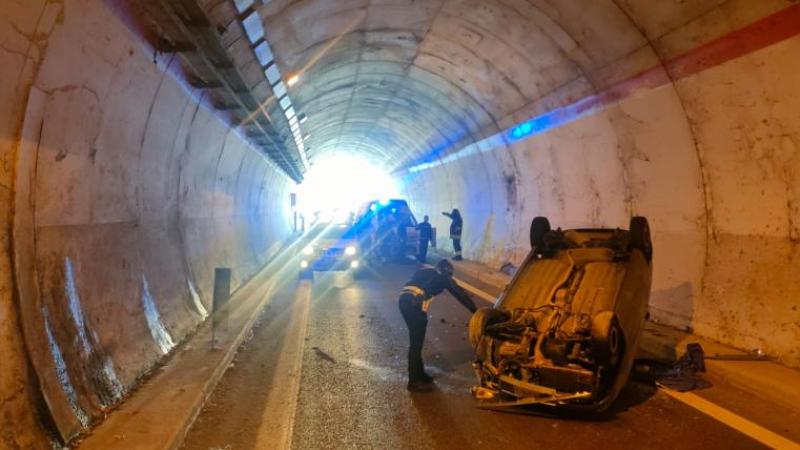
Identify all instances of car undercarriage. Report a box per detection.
[469,217,653,412]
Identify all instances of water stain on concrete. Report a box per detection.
[142,275,176,355]
[44,307,90,428]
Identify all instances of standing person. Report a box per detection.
[442,208,463,260]
[398,259,476,392]
[416,215,433,263]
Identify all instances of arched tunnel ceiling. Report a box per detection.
[257,0,672,171]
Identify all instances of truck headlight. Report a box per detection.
[302,245,314,255]
[345,246,357,256]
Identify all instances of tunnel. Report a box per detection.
[1,0,800,448]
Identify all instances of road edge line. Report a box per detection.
[454,277,497,304]
[659,387,800,449]
[254,281,312,450]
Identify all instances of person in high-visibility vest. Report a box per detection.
[442,208,463,260]
[397,259,476,392]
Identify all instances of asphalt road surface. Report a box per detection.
[181,263,768,450]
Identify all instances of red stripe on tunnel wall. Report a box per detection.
[665,3,800,80]
[410,4,800,172]
[597,3,800,110]
[542,3,800,135]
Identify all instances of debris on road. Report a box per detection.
[500,262,517,276]
[311,346,337,363]
[634,343,711,392]
[707,349,770,361]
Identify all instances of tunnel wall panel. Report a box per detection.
[675,35,800,363]
[1,0,293,442]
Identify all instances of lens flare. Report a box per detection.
[295,155,398,218]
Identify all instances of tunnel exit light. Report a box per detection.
[294,155,399,218]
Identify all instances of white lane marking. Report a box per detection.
[457,273,800,448]
[659,388,800,449]
[454,277,497,304]
[255,281,312,450]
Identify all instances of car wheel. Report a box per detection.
[629,216,653,262]
[530,216,551,250]
[591,312,623,367]
[468,307,510,349]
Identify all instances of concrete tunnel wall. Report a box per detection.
[1,0,800,447]
[1,0,294,446]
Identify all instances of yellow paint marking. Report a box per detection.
[659,388,800,449]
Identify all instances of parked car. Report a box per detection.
[299,221,363,280]
[468,216,653,412]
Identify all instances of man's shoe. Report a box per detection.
[407,380,433,392]
[453,255,463,261]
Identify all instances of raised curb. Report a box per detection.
[76,248,296,450]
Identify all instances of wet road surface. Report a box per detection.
[182,263,766,450]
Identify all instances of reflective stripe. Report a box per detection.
[401,286,425,297]
[422,299,433,313]
[402,285,432,312]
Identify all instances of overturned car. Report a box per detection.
[469,217,653,411]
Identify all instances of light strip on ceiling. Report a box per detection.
[235,3,309,170]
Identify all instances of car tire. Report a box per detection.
[591,311,623,367]
[468,307,510,349]
[530,216,551,250]
[629,216,653,262]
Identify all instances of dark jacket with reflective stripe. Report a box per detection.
[443,211,462,239]
[449,219,462,239]
[403,267,476,313]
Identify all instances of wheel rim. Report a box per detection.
[609,326,619,354]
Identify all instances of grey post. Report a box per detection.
[211,267,232,348]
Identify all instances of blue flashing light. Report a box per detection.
[507,108,569,143]
[511,122,534,140]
